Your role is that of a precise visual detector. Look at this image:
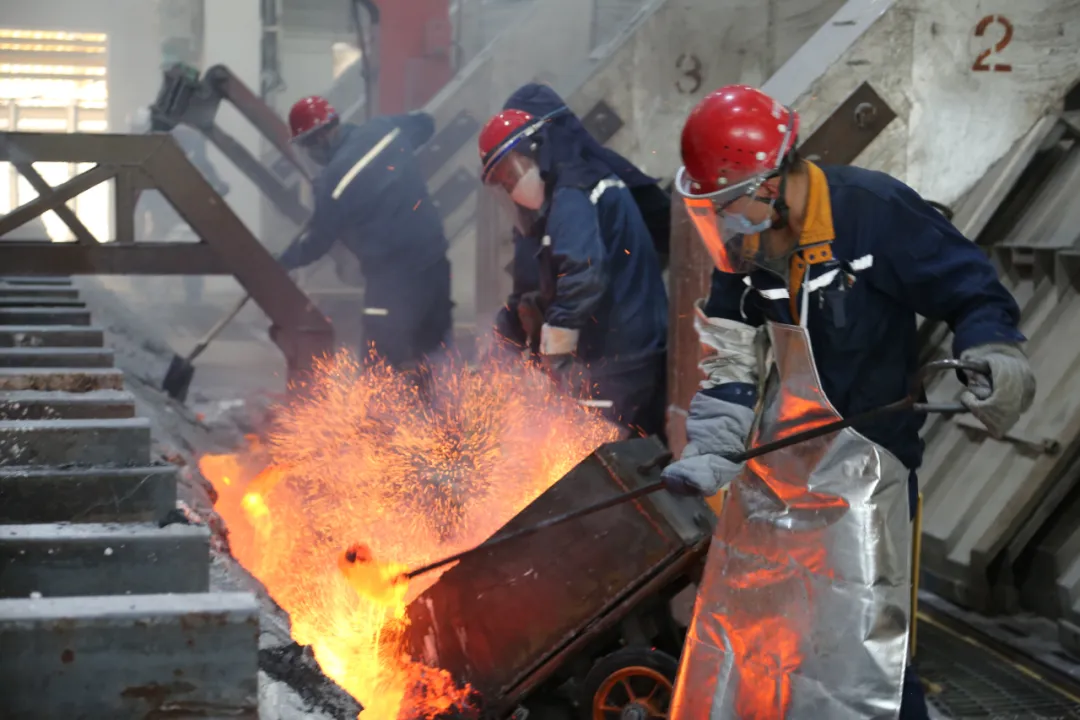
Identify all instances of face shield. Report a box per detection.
[484,150,545,211]
[676,166,778,274]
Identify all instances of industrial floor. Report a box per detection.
[10,277,1078,719]
[919,611,1080,718]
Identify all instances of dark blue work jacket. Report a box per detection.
[704,163,1024,471]
[279,114,448,278]
[499,176,668,370]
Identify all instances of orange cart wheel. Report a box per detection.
[581,647,679,720]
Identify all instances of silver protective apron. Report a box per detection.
[671,320,912,720]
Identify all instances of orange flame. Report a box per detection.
[199,350,621,719]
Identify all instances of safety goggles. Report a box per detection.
[676,166,770,274]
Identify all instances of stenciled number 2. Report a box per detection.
[972,15,1014,72]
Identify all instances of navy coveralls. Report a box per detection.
[497,177,669,438]
[703,162,1025,718]
[279,113,452,369]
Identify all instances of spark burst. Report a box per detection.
[200,350,621,719]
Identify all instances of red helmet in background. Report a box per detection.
[478,108,549,185]
[289,96,338,142]
[675,85,800,273]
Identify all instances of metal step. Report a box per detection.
[0,465,177,524]
[0,289,261,712]
[0,347,115,368]
[0,326,105,348]
[0,593,260,718]
[0,389,136,420]
[0,286,80,299]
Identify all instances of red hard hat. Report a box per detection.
[677,85,800,198]
[478,109,546,183]
[289,95,338,142]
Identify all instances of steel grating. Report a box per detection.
[919,618,1080,718]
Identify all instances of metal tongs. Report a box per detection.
[399,359,989,580]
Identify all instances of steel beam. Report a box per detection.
[0,132,168,165]
[203,124,309,225]
[0,131,335,380]
[204,64,301,170]
[0,164,115,239]
[11,163,101,244]
[0,242,229,275]
[798,82,896,166]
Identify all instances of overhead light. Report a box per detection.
[0,64,106,77]
[0,29,107,43]
[0,42,106,53]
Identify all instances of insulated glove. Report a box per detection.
[959,343,1037,440]
[661,392,755,497]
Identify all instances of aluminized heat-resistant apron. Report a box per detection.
[671,321,912,720]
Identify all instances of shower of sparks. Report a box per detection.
[199,349,621,719]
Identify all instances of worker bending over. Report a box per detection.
[500,83,673,266]
[279,96,453,372]
[479,86,669,438]
[661,85,1035,719]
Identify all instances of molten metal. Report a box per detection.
[199,351,621,719]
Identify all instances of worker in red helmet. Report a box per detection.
[661,85,1035,719]
[278,95,453,374]
[479,90,669,439]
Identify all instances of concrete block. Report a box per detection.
[0,307,90,326]
[0,389,136,420]
[0,367,124,392]
[0,297,86,308]
[0,325,104,348]
[0,592,259,719]
[0,465,175,524]
[0,418,151,466]
[0,522,210,597]
[0,285,79,299]
[0,347,114,368]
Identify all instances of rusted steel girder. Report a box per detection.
[665,81,896,458]
[0,131,334,383]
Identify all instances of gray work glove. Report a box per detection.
[959,343,1037,439]
[661,393,755,497]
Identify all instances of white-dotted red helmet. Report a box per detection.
[478,107,563,192]
[676,85,799,272]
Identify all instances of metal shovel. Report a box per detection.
[161,224,309,402]
[161,294,252,402]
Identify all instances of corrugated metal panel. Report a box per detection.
[918,129,1080,614]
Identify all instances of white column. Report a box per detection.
[203,0,263,242]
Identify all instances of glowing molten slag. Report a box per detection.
[199,351,621,719]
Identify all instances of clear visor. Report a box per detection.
[485,160,542,236]
[676,166,765,274]
[484,151,532,192]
